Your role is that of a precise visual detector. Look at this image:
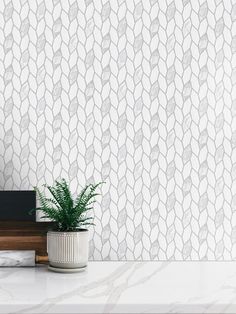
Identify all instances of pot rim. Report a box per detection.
[48,229,88,234]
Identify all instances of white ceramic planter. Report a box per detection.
[47,230,89,269]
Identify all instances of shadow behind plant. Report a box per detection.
[34,179,103,232]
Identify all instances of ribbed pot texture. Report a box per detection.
[47,230,89,269]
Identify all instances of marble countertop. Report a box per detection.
[1,261,236,313]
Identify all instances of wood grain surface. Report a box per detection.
[0,221,54,255]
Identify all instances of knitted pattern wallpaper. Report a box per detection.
[0,0,236,260]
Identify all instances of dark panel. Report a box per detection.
[0,191,36,221]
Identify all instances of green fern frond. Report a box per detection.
[34,179,104,232]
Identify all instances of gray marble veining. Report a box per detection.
[0,251,35,267]
[0,262,236,313]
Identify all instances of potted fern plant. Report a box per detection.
[35,179,102,272]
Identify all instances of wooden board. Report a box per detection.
[0,221,54,255]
